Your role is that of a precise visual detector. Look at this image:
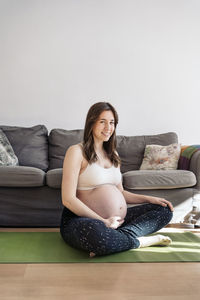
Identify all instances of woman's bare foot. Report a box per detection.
[138,234,172,248]
[89,252,96,258]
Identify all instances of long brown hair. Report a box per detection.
[82,102,120,167]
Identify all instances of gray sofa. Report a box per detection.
[0,125,199,227]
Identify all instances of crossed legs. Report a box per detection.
[60,204,173,256]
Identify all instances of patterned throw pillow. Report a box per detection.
[139,143,181,170]
[0,129,18,166]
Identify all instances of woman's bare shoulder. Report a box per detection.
[66,143,83,158]
[62,144,84,172]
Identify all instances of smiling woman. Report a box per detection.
[60,102,173,257]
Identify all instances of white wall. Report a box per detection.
[0,0,200,144]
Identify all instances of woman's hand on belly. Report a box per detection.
[104,216,124,229]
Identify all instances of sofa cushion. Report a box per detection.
[0,129,18,166]
[46,168,196,191]
[140,143,181,170]
[116,132,178,173]
[123,170,196,190]
[46,168,62,188]
[0,166,45,187]
[48,129,83,170]
[0,125,48,171]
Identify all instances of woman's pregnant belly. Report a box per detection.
[77,184,127,220]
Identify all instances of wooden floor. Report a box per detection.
[1,227,200,300]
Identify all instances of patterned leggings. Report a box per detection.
[60,203,173,256]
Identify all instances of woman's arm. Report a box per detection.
[62,145,123,228]
[117,182,174,211]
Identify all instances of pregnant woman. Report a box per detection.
[60,102,173,257]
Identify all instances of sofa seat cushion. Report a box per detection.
[123,170,196,190]
[0,166,45,187]
[46,168,62,188]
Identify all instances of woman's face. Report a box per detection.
[92,110,115,142]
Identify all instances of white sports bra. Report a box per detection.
[77,162,122,190]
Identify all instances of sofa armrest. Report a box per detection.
[189,151,200,190]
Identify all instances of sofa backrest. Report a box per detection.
[0,125,49,171]
[48,129,178,173]
[117,132,178,173]
[48,129,84,170]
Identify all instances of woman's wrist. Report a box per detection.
[102,218,108,226]
[95,214,106,224]
[135,194,150,203]
[143,195,151,203]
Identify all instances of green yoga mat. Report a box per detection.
[0,232,200,263]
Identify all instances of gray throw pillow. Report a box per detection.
[0,129,18,166]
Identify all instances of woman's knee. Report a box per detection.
[158,205,173,223]
[78,219,113,255]
[61,218,106,243]
[80,220,119,255]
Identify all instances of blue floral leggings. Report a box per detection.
[60,203,173,256]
